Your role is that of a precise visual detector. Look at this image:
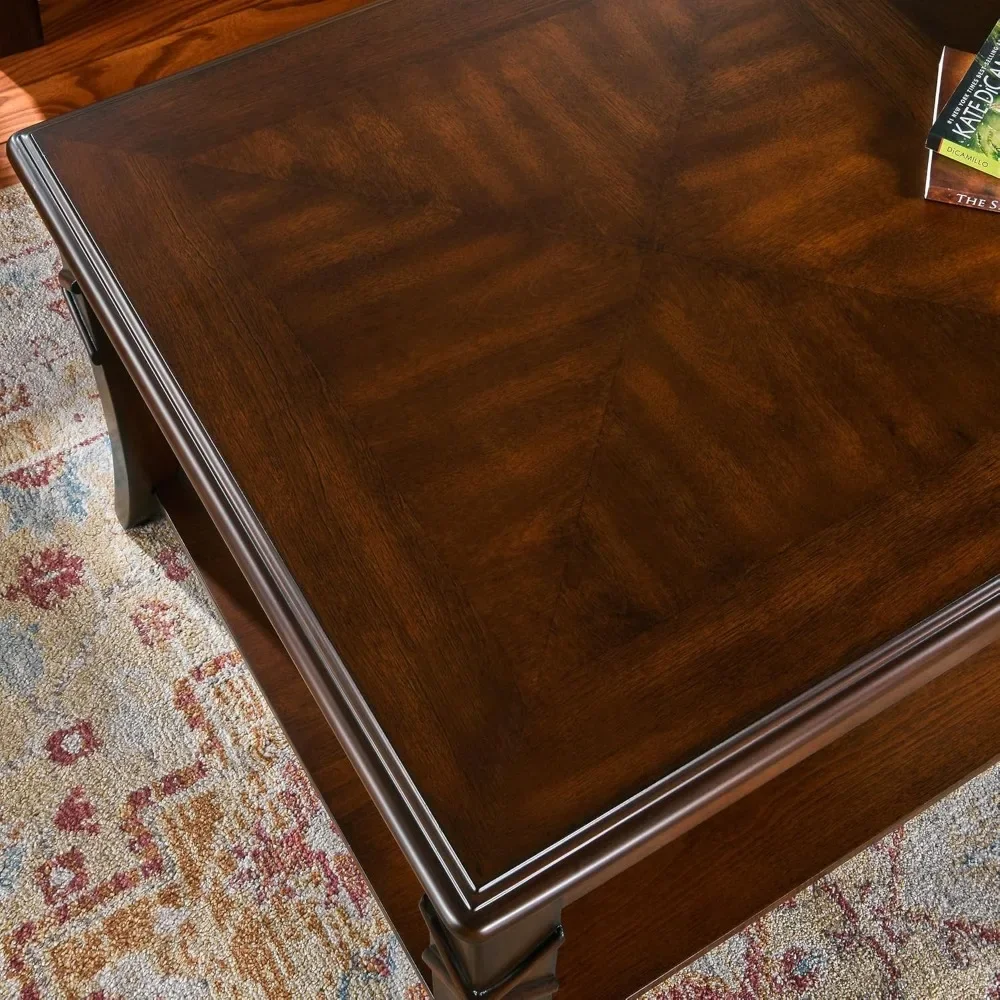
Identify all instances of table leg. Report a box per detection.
[420,896,564,1000]
[59,267,176,528]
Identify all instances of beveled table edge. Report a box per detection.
[11,121,1000,942]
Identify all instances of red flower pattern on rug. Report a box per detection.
[4,545,85,609]
[45,720,102,766]
[155,544,191,582]
[53,786,101,835]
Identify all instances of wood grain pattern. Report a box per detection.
[13,0,1000,986]
[38,0,131,42]
[5,0,359,87]
[29,0,1000,881]
[37,0,234,48]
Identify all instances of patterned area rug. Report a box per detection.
[2,183,1000,1000]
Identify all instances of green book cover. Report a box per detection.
[927,19,1000,178]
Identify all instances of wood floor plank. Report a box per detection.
[39,0,132,42]
[39,0,164,45]
[1,0,368,187]
[9,0,277,87]
[38,0,233,47]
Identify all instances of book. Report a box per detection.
[926,47,1000,212]
[927,20,1000,178]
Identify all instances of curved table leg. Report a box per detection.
[420,896,563,1000]
[60,267,176,528]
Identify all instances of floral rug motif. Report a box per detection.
[1,182,1000,999]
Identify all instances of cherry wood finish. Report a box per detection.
[11,0,1000,995]
[560,638,1000,997]
[1,0,43,57]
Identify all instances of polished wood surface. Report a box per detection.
[156,400,1000,997]
[92,324,1000,999]
[23,0,1000,884]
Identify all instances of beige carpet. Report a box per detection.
[2,182,1000,999]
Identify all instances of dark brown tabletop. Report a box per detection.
[12,0,1000,974]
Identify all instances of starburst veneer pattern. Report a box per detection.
[11,0,1000,996]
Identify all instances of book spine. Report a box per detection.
[925,51,947,201]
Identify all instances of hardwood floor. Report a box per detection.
[1,0,368,186]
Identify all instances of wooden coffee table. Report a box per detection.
[11,1,1000,996]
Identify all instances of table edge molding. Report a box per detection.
[10,126,1000,941]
